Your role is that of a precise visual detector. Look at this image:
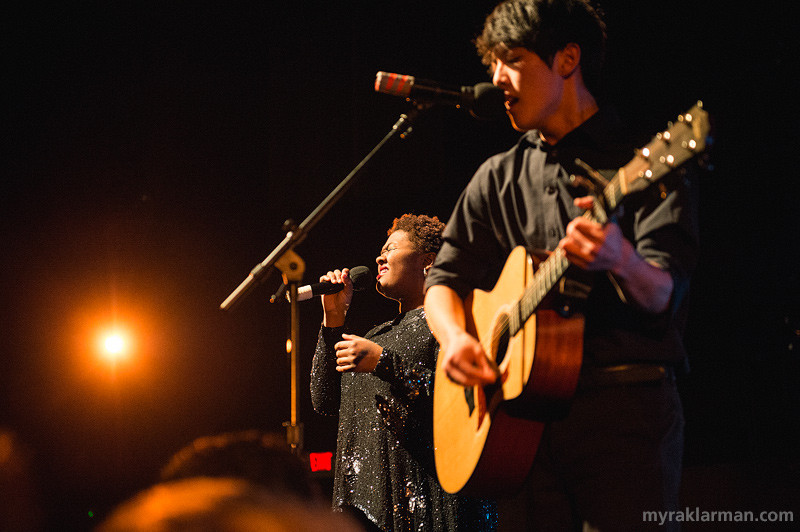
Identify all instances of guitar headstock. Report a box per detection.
[611,101,711,202]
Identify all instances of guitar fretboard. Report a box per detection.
[507,201,605,338]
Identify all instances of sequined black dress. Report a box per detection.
[311,308,496,532]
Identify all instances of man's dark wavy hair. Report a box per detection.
[476,0,607,95]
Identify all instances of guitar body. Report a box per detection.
[433,246,584,497]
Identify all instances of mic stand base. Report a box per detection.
[283,421,304,456]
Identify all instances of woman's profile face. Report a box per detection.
[375,230,427,302]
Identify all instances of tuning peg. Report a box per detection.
[680,100,704,124]
[659,154,677,167]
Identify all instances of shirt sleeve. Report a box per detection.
[425,157,510,300]
[625,161,701,315]
[583,162,701,367]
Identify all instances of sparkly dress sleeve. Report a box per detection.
[310,325,345,416]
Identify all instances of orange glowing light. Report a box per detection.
[98,329,131,362]
[104,334,125,354]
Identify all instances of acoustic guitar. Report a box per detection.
[433,102,711,497]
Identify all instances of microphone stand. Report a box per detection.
[272,248,305,455]
[220,106,423,455]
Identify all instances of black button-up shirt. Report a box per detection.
[427,108,700,368]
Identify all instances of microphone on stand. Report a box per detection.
[293,265,373,302]
[374,71,506,120]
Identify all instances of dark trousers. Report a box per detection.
[502,378,684,531]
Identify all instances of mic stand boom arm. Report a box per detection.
[220,108,419,311]
[219,107,422,455]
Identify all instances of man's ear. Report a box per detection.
[556,42,582,78]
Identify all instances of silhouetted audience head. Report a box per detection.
[159,430,320,502]
[94,477,363,532]
[0,427,45,532]
[1,428,44,532]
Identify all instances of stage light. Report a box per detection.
[98,329,132,363]
[104,334,125,354]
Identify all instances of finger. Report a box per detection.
[465,358,499,384]
[444,364,470,386]
[446,364,491,387]
[444,358,496,387]
[574,218,606,244]
[560,241,590,269]
[323,269,345,284]
[336,268,353,289]
[564,223,600,260]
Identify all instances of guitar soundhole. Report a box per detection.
[462,327,509,417]
[495,330,510,367]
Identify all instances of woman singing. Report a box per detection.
[311,214,496,532]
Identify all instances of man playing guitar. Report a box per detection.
[424,1,701,530]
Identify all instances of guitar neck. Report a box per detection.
[510,247,569,336]
[510,175,618,335]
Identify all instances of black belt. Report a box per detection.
[579,364,675,388]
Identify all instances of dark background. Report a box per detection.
[3,1,799,530]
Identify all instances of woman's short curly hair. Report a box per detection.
[388,214,445,254]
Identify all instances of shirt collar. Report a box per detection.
[520,107,623,153]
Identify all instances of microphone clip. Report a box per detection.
[270,248,305,304]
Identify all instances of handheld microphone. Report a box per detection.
[294,265,373,302]
[374,71,506,120]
